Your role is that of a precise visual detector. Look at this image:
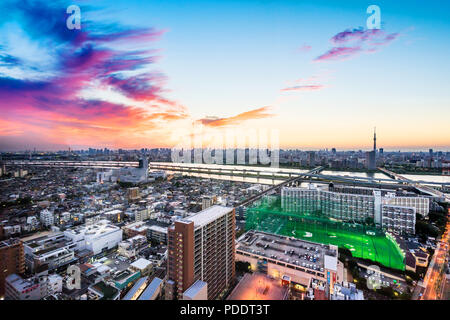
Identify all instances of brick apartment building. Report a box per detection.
[0,238,25,297]
[167,205,236,300]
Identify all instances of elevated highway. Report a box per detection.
[5,160,139,168]
[236,166,324,207]
[379,167,448,202]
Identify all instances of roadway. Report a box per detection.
[379,167,448,202]
[5,160,139,168]
[236,166,324,207]
[7,160,448,187]
[420,209,450,300]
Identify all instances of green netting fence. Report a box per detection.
[245,196,406,271]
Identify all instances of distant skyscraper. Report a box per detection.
[373,127,377,152]
[307,151,316,166]
[331,148,336,155]
[167,206,235,300]
[366,151,376,170]
[379,148,384,155]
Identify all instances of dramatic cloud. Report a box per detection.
[314,27,400,62]
[0,0,187,149]
[197,107,274,127]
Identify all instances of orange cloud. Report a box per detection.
[197,106,274,127]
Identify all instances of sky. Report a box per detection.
[0,0,449,152]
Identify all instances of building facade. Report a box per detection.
[167,205,235,300]
[0,238,25,297]
[23,233,76,272]
[281,185,422,234]
[40,209,55,227]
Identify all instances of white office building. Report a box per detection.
[23,232,77,272]
[64,220,123,255]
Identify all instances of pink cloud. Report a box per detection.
[314,28,401,62]
[297,44,312,53]
[314,46,362,62]
[280,85,324,92]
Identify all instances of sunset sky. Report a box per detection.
[1,0,449,151]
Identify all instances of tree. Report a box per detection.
[235,261,252,273]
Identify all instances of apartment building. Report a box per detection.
[382,193,429,217]
[117,235,147,258]
[40,209,54,227]
[4,273,63,300]
[381,205,416,234]
[147,225,168,244]
[0,238,25,297]
[281,186,376,222]
[281,185,422,234]
[167,205,235,300]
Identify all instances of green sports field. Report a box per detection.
[246,200,406,271]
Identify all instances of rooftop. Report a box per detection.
[147,225,168,233]
[183,280,207,299]
[65,219,120,237]
[227,273,288,300]
[90,281,119,300]
[0,238,21,249]
[183,205,233,227]
[122,276,148,300]
[130,258,152,270]
[236,231,338,272]
[138,277,163,300]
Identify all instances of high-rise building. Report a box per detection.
[307,151,316,166]
[167,205,235,300]
[365,151,376,170]
[373,127,377,152]
[0,238,25,297]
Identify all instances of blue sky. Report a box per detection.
[0,0,449,151]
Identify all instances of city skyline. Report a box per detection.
[1,0,449,151]
[1,0,449,307]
